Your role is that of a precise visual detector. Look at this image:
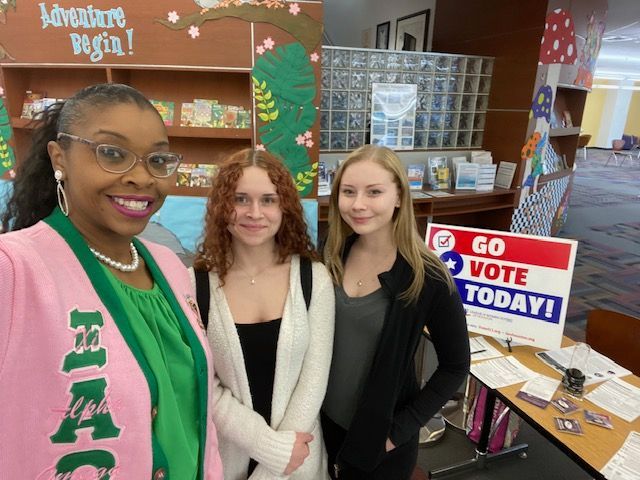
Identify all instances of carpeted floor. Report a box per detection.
[558,148,640,341]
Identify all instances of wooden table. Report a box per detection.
[429,336,640,479]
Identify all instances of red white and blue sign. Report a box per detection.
[426,223,578,350]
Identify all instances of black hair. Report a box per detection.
[1,83,160,232]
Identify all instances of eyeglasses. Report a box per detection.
[57,132,182,178]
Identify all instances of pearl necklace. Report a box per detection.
[90,243,140,272]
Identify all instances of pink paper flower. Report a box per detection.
[263,37,275,50]
[255,144,266,151]
[305,139,314,148]
[256,45,265,55]
[188,25,200,39]
[167,11,179,24]
[310,52,319,62]
[289,3,300,15]
[296,134,306,145]
[0,86,4,96]
[303,130,313,139]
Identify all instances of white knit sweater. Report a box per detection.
[190,256,334,480]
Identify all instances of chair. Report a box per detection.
[577,134,591,160]
[606,139,634,166]
[586,309,640,375]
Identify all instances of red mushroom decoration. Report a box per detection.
[539,9,577,65]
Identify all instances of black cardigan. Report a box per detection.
[338,238,470,472]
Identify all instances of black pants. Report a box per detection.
[321,412,418,480]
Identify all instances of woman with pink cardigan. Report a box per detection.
[0,83,223,480]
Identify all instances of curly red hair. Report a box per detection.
[193,148,319,281]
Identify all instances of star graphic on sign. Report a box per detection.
[445,258,457,271]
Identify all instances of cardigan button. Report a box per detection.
[153,467,166,480]
[151,406,158,420]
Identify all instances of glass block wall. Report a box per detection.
[320,46,494,152]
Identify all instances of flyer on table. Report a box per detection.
[426,223,578,350]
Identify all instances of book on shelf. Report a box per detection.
[179,100,251,129]
[150,100,175,126]
[455,163,479,190]
[176,163,196,187]
[193,99,216,128]
[427,157,450,190]
[21,91,44,119]
[562,110,573,128]
[180,103,195,127]
[20,91,57,120]
[476,164,497,191]
[407,164,426,190]
[494,161,517,189]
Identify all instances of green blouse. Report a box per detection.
[105,271,200,480]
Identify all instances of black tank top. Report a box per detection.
[236,318,282,475]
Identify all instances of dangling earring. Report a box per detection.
[54,169,69,216]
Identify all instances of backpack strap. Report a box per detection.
[300,256,313,310]
[194,269,211,330]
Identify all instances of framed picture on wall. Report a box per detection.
[376,21,390,49]
[395,10,430,51]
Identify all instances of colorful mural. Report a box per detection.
[574,11,606,89]
[157,1,322,53]
[539,8,577,66]
[155,0,322,197]
[0,95,15,177]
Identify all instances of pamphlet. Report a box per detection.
[584,378,640,422]
[318,161,331,196]
[553,417,584,435]
[470,356,538,389]
[516,375,560,408]
[551,396,580,414]
[468,336,503,362]
[471,150,493,165]
[495,161,517,189]
[476,164,497,191]
[407,164,426,190]
[583,410,613,429]
[451,156,468,181]
[455,163,479,190]
[427,157,449,190]
[600,431,640,480]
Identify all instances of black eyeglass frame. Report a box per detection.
[56,132,183,178]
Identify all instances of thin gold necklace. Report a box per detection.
[354,249,396,287]
[235,261,277,285]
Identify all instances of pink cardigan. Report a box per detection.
[0,215,223,480]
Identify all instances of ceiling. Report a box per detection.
[594,0,640,79]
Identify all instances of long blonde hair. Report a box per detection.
[324,145,455,303]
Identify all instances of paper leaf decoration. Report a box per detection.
[252,42,317,197]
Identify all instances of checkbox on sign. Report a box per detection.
[438,235,451,247]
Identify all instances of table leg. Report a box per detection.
[429,388,528,478]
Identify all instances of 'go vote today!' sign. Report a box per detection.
[426,223,578,350]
